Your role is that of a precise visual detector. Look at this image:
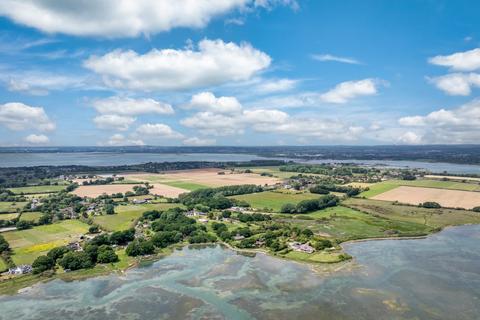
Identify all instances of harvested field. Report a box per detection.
[72,184,138,198]
[371,186,480,209]
[425,175,480,182]
[149,184,189,197]
[121,168,281,188]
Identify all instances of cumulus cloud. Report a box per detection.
[0,0,252,37]
[84,39,270,91]
[397,131,422,144]
[92,96,174,115]
[0,102,55,131]
[311,54,360,65]
[105,133,144,146]
[398,99,480,143]
[255,78,297,93]
[136,123,184,139]
[24,134,49,144]
[183,137,216,146]
[428,48,480,71]
[93,114,135,131]
[2,72,87,96]
[428,73,480,96]
[185,92,242,114]
[320,78,380,103]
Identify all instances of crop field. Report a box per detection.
[19,212,43,223]
[360,179,480,198]
[0,202,27,213]
[230,191,320,212]
[159,181,207,191]
[8,185,66,195]
[121,168,281,188]
[72,184,138,198]
[371,186,480,209]
[93,203,185,231]
[424,175,480,182]
[148,184,189,197]
[2,220,89,265]
[343,198,480,227]
[0,212,19,220]
[245,166,299,179]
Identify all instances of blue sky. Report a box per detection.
[0,0,479,146]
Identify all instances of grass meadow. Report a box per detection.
[231,191,320,212]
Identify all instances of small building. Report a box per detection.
[185,210,206,217]
[230,206,246,213]
[132,198,147,204]
[9,265,32,275]
[198,218,209,223]
[289,242,315,254]
[66,242,82,251]
[233,234,245,241]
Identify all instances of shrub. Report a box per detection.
[0,235,9,253]
[59,252,93,270]
[32,255,55,274]
[421,202,441,209]
[126,239,155,256]
[97,245,119,263]
[47,246,70,261]
[280,203,296,213]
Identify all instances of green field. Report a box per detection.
[344,198,480,228]
[93,203,185,231]
[283,250,346,263]
[0,212,19,220]
[3,220,90,265]
[160,181,207,191]
[360,179,480,198]
[8,185,66,195]
[246,166,298,179]
[231,191,320,212]
[19,211,44,223]
[0,202,28,213]
[0,258,7,272]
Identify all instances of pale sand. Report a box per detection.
[72,184,138,198]
[121,168,281,188]
[371,186,480,209]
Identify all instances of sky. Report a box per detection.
[0,0,479,147]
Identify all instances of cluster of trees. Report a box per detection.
[281,195,339,214]
[178,184,262,209]
[309,184,361,197]
[0,189,27,202]
[280,164,370,176]
[237,212,271,223]
[82,177,114,185]
[0,235,9,254]
[420,202,441,209]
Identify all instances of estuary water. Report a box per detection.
[0,225,479,320]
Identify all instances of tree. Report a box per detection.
[472,206,480,212]
[47,246,70,261]
[32,255,55,274]
[88,225,100,233]
[105,204,115,215]
[109,228,135,245]
[97,245,119,263]
[15,220,31,230]
[84,244,99,263]
[421,202,441,209]
[126,239,155,256]
[59,252,93,270]
[0,235,9,253]
[280,203,296,213]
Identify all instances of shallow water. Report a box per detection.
[1,225,479,320]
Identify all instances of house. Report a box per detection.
[289,242,315,254]
[30,198,40,210]
[255,239,265,247]
[233,234,245,241]
[185,210,206,217]
[9,265,32,275]
[66,242,82,251]
[198,218,209,223]
[230,206,246,212]
[132,198,147,204]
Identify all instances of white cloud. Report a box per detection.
[428,48,480,71]
[185,92,242,114]
[3,72,87,96]
[105,133,144,146]
[181,111,245,136]
[0,0,254,37]
[428,73,480,96]
[255,78,297,93]
[254,0,299,10]
[24,134,49,144]
[311,54,360,65]
[320,78,380,103]
[0,102,55,131]
[183,137,216,146]
[92,96,174,115]
[398,99,480,143]
[93,114,135,131]
[84,39,270,91]
[397,131,422,144]
[136,123,184,139]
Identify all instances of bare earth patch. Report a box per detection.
[121,168,281,188]
[72,184,138,198]
[371,186,480,209]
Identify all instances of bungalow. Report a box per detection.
[289,242,315,254]
[132,198,147,204]
[198,218,209,223]
[185,210,207,217]
[233,234,245,241]
[66,242,82,251]
[9,265,32,275]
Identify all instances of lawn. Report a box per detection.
[360,179,480,198]
[230,191,320,212]
[160,181,207,191]
[2,220,90,265]
[343,198,480,228]
[93,203,185,231]
[19,211,44,223]
[0,258,7,272]
[0,201,28,213]
[245,166,298,179]
[0,212,19,220]
[8,185,66,195]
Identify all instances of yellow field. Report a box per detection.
[372,186,480,209]
[72,184,138,198]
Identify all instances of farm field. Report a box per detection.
[231,191,321,212]
[2,220,89,265]
[148,184,189,197]
[283,250,346,263]
[0,202,27,213]
[19,212,43,223]
[424,175,480,182]
[0,213,19,220]
[245,166,299,179]
[344,198,480,228]
[0,258,6,272]
[93,203,185,231]
[8,185,66,195]
[121,168,281,188]
[72,184,138,198]
[371,186,480,209]
[360,179,480,198]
